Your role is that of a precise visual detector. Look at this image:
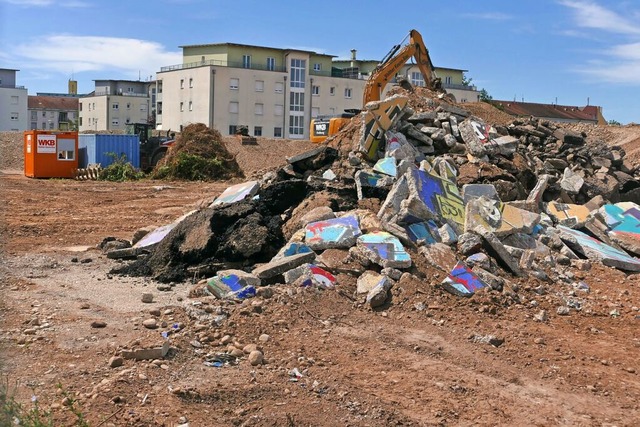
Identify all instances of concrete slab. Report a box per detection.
[251,251,317,279]
[441,262,489,297]
[599,202,640,255]
[465,197,540,237]
[305,214,362,250]
[210,181,259,206]
[356,231,412,269]
[373,156,398,177]
[545,202,591,228]
[556,225,640,272]
[133,210,197,248]
[283,263,337,288]
[462,184,500,205]
[206,271,258,300]
[360,95,409,160]
[405,220,440,246]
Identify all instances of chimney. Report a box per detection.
[350,49,357,68]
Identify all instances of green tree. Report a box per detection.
[608,119,621,126]
[479,88,493,102]
[462,73,473,86]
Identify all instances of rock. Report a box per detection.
[248,350,264,366]
[243,343,259,354]
[141,293,154,303]
[143,319,158,329]
[258,334,270,342]
[534,310,548,322]
[91,320,107,328]
[109,356,124,368]
[457,232,483,255]
[557,306,570,316]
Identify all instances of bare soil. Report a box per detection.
[2,122,640,426]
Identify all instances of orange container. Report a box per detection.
[24,130,79,178]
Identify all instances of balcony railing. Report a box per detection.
[442,82,477,91]
[93,90,149,97]
[161,59,287,73]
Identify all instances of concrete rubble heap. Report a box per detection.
[109,86,640,312]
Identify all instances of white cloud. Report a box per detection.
[462,12,513,21]
[1,0,90,6]
[14,35,182,78]
[558,0,640,35]
[560,1,640,85]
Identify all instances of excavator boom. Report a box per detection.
[363,29,440,105]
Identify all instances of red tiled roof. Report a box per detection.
[28,95,78,111]
[492,100,597,122]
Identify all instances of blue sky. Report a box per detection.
[1,0,639,124]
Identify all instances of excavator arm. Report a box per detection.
[363,29,441,105]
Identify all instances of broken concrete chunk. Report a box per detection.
[356,231,412,269]
[438,223,458,245]
[466,252,491,270]
[458,232,483,255]
[475,225,524,276]
[283,264,337,288]
[385,131,420,161]
[356,271,394,308]
[211,181,260,206]
[525,174,551,212]
[206,271,258,300]
[133,210,197,249]
[121,341,170,361]
[373,157,398,177]
[106,247,148,260]
[462,184,500,205]
[560,168,584,195]
[274,241,314,259]
[465,197,540,237]
[545,202,590,228]
[305,214,362,250]
[355,170,395,200]
[405,220,440,246]
[419,242,458,271]
[251,251,317,279]
[441,262,489,297]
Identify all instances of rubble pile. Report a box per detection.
[108,87,640,313]
[152,123,242,180]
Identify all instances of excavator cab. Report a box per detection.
[310,111,358,143]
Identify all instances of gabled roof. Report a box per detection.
[28,95,78,110]
[492,100,598,122]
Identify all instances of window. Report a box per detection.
[31,111,37,120]
[31,122,37,129]
[111,119,119,126]
[140,104,147,111]
[275,82,284,93]
[79,103,82,111]
[410,72,425,87]
[230,78,239,90]
[255,80,264,92]
[180,102,184,112]
[112,102,119,110]
[189,78,193,88]
[329,107,336,115]
[445,76,452,85]
[290,58,306,88]
[289,115,305,136]
[42,111,46,117]
[10,112,18,120]
[344,88,352,99]
[267,57,275,71]
[229,101,239,113]
[126,103,131,110]
[11,96,18,104]
[274,127,282,137]
[312,85,319,96]
[189,101,193,111]
[313,63,321,71]
[49,122,54,129]
[180,79,184,89]
[330,86,335,96]
[127,87,134,93]
[242,55,251,68]
[254,126,262,136]
[57,138,75,161]
[274,104,283,116]
[229,125,237,135]
[255,103,264,115]
[289,92,305,112]
[92,103,95,110]
[79,117,83,126]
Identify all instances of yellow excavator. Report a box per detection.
[309,29,441,143]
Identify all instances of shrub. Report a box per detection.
[99,153,145,182]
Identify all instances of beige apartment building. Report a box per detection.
[156,43,478,139]
[78,80,153,131]
[28,95,79,130]
[0,68,28,131]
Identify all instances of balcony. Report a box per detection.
[94,90,149,97]
[442,82,477,91]
[161,59,287,73]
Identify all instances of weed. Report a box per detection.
[99,152,145,182]
[152,152,228,181]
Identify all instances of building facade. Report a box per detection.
[0,68,28,131]
[156,43,364,139]
[156,43,478,139]
[78,80,153,131]
[28,95,79,130]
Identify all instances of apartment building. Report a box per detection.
[0,68,28,131]
[28,95,79,130]
[156,42,478,139]
[78,80,153,131]
[156,43,366,139]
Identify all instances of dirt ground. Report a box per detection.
[2,119,640,426]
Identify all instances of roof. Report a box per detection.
[179,42,334,57]
[28,95,79,110]
[492,100,598,122]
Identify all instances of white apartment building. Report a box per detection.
[156,43,365,139]
[0,68,28,131]
[156,43,478,139]
[78,80,153,131]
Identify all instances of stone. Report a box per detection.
[299,207,335,228]
[466,252,491,270]
[366,279,393,308]
[248,350,264,366]
[525,174,551,212]
[141,293,154,304]
[560,168,584,195]
[109,356,124,368]
[143,319,158,329]
[438,223,458,245]
[457,232,483,255]
[462,184,500,205]
[465,197,540,237]
[91,320,107,328]
[476,225,524,276]
[121,341,170,360]
[356,231,411,269]
[258,334,270,342]
[283,264,337,288]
